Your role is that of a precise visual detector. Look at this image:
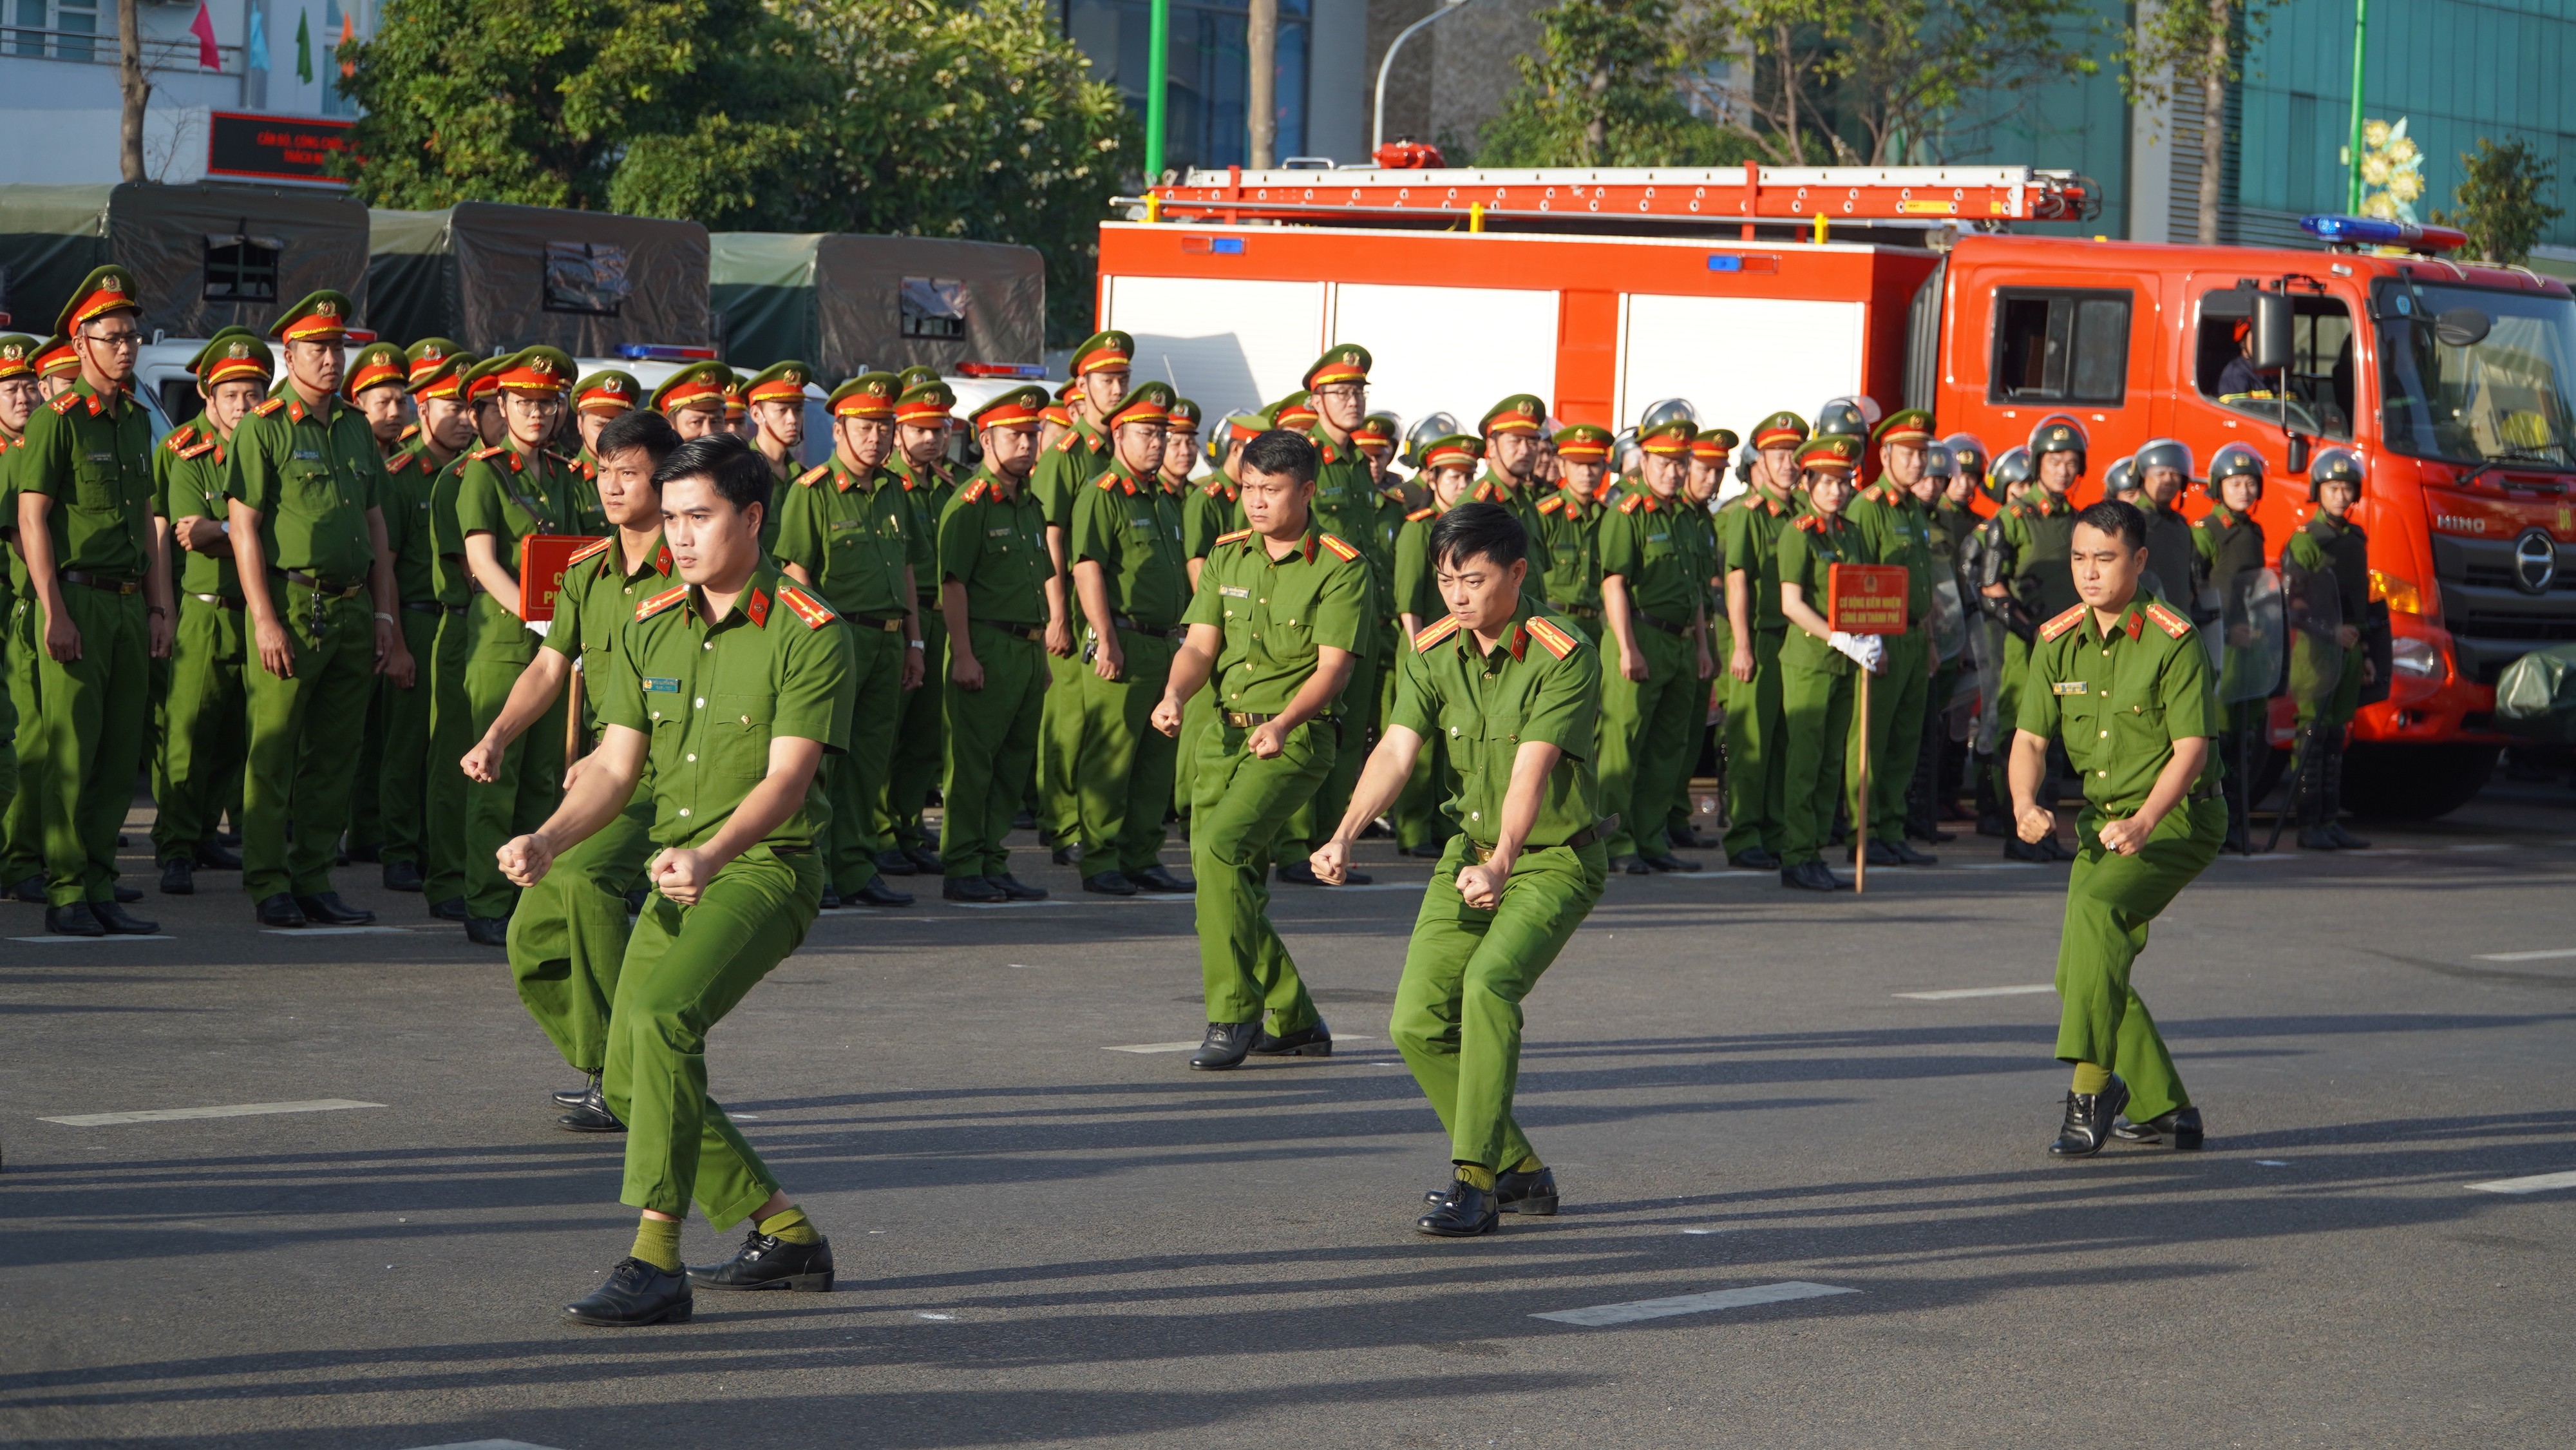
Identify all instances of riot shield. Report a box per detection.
[2219,567,2286,704]
[2283,557,2346,709]
[1970,614,2009,752]
[1931,577,1967,664]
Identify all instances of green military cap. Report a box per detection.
[1750,410,1809,449]
[461,354,514,405]
[895,378,957,426]
[1797,434,1862,474]
[343,340,409,398]
[650,358,734,414]
[1226,407,1276,440]
[828,370,901,419]
[969,384,1049,432]
[269,287,354,344]
[57,263,144,335]
[1479,394,1548,437]
[1165,396,1204,432]
[1873,408,1936,446]
[0,333,40,382]
[1303,343,1372,390]
[744,359,815,410]
[573,368,642,414]
[1637,415,1696,457]
[1701,426,1741,453]
[188,327,273,388]
[1271,390,1318,429]
[1104,379,1177,430]
[895,364,944,391]
[402,337,467,390]
[1553,423,1614,463]
[1417,434,1484,472]
[493,345,576,395]
[1068,329,1134,377]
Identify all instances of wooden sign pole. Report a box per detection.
[1853,667,1870,894]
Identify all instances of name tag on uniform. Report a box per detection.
[987,526,1012,537]
[831,519,860,531]
[1220,586,1249,598]
[643,676,682,693]
[86,452,114,463]
[1649,532,1669,543]
[2052,682,2088,696]
[292,450,321,461]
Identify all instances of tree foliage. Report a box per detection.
[2112,0,2277,242]
[2434,137,2565,266]
[1477,0,1751,167]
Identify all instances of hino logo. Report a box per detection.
[2512,528,2559,595]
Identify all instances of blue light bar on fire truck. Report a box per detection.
[615,343,722,362]
[2300,214,2468,254]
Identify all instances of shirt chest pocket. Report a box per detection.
[1265,576,1328,645]
[284,457,340,510]
[71,457,128,511]
[705,691,773,781]
[2107,688,2166,756]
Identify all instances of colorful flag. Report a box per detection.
[294,9,311,84]
[188,1,219,69]
[337,11,354,79]
[245,6,268,72]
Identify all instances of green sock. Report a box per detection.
[630,1216,683,1272]
[1454,1163,1495,1191]
[1511,1154,1544,1174]
[2070,1062,2112,1096]
[759,1205,820,1245]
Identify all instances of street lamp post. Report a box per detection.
[2345,0,2368,211]
[1372,0,1470,158]
[1146,0,1170,182]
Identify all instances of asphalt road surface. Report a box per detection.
[5,779,2573,1449]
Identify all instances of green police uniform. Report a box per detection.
[369,439,444,878]
[151,341,265,875]
[937,459,1054,884]
[1532,486,1605,623]
[339,343,414,862]
[1069,441,1189,878]
[1386,485,1460,857]
[1032,344,1127,849]
[1716,483,1795,859]
[1186,522,1369,1031]
[2018,596,2223,1126]
[1173,469,1244,828]
[508,531,676,1080]
[1985,486,2081,814]
[413,345,484,911]
[1,403,47,896]
[884,385,960,861]
[1844,466,1938,854]
[2286,511,2370,730]
[1390,606,1608,1172]
[594,564,854,1227]
[2191,490,2270,839]
[1664,461,1725,849]
[1286,350,1390,860]
[1774,507,1865,872]
[1595,435,1705,866]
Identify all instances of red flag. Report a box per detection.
[338,12,355,79]
[189,0,219,69]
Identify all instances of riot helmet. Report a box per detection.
[2205,441,2266,500]
[1402,411,1459,469]
[1942,432,1987,491]
[2135,437,2194,481]
[1924,441,1955,479]
[2101,456,2140,498]
[1814,397,1870,440]
[2027,414,2088,473]
[1985,445,2034,504]
[2307,446,2365,502]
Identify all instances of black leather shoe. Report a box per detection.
[297,893,375,926]
[429,895,469,922]
[92,901,160,935]
[1670,823,1716,850]
[464,915,509,947]
[1416,1179,1501,1237]
[1859,839,1903,867]
[1050,844,1080,866]
[1497,1165,1559,1215]
[1889,840,1938,866]
[1809,861,1850,891]
[1083,870,1137,896]
[1727,846,1781,870]
[1779,861,1835,892]
[688,1227,835,1292]
[1013,809,1037,830]
[1250,1021,1332,1056]
[558,1078,625,1132]
[2003,835,2049,862]
[817,886,842,910]
[553,1073,600,1107]
[873,848,917,877]
[2043,835,2076,861]
[112,883,142,903]
[564,1257,692,1327]
[847,878,912,907]
[942,875,1007,902]
[46,902,105,937]
[256,893,308,928]
[1275,859,1323,885]
[1976,812,2011,838]
[1126,864,1193,893]
[902,845,945,873]
[1189,1020,1260,1071]
[1618,855,1655,875]
[193,840,243,870]
[10,873,46,904]
[159,859,194,895]
[2112,1104,2204,1150]
[990,873,1047,901]
[2327,822,2372,850]
[382,859,424,892]
[2049,1077,2129,1158]
[1643,853,1701,873]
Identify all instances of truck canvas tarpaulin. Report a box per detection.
[0,182,368,338]
[711,232,1043,379]
[368,201,712,354]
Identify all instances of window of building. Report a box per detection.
[1988,288,2131,404]
[203,233,283,305]
[1063,0,1309,175]
[2193,287,2354,439]
[10,0,100,62]
[900,277,967,339]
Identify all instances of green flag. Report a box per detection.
[294,9,312,83]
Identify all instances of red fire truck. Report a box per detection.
[1098,164,2576,816]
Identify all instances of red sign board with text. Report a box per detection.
[1826,563,1909,634]
[205,112,356,187]
[518,537,605,622]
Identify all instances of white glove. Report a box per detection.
[525,619,553,640]
[1828,631,1884,672]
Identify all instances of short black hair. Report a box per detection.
[1430,501,1528,572]
[654,432,772,515]
[1240,428,1318,486]
[2074,499,2148,550]
[594,408,682,468]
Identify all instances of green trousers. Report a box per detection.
[241,585,377,901]
[942,624,1045,879]
[1037,647,1086,839]
[882,603,944,851]
[1,597,46,887]
[1075,627,1179,874]
[151,595,249,863]
[33,586,147,906]
[1777,654,1856,868]
[460,595,565,920]
[1598,624,1698,861]
[509,789,654,1074]
[373,609,440,869]
[2291,634,2365,729]
[1191,719,1332,1031]
[602,844,820,1227]
[422,608,474,904]
[0,597,14,853]
[147,651,171,843]
[823,623,903,894]
[1720,627,1786,857]
[1392,835,1606,1169]
[348,653,387,855]
[2055,796,2222,1123]
[1852,628,1930,845]
[1285,643,1382,852]
[1173,680,1214,832]
[1990,632,2032,809]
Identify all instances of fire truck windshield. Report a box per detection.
[2375,278,2576,470]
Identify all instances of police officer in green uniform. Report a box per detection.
[0,336,80,907]
[2011,499,2221,1156]
[1717,410,1808,870]
[2285,446,2378,852]
[1469,396,1557,588]
[1032,334,1130,857]
[1922,434,1983,828]
[466,408,683,1130]
[0,334,43,878]
[1774,434,1883,892]
[649,360,733,443]
[1980,416,2088,861]
[1174,411,1257,835]
[17,268,173,934]
[1066,382,1193,895]
[1312,501,1607,1234]
[1152,428,1368,1070]
[739,361,811,555]
[226,289,408,929]
[2133,439,2199,606]
[1843,408,1941,866]
[499,432,852,1328]
[1595,415,1711,873]
[936,386,1061,902]
[340,340,419,870]
[453,346,603,944]
[2192,442,2271,853]
[1535,423,1611,631]
[773,370,922,909]
[571,369,643,468]
[1388,436,1482,857]
[880,374,958,874]
[152,330,269,895]
[1668,426,1731,850]
[412,343,486,914]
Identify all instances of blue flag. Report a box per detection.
[245,6,268,72]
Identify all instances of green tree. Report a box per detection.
[2435,138,2565,266]
[2114,0,2278,244]
[1475,0,1747,167]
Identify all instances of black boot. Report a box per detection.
[688,1227,835,1292]
[2293,725,2336,850]
[464,915,509,946]
[296,893,375,926]
[193,839,243,870]
[159,859,194,895]
[383,858,425,892]
[1188,1020,1259,1071]
[873,848,918,877]
[1973,751,2007,835]
[2048,1076,2129,1157]
[563,1258,692,1327]
[1126,863,1192,893]
[554,1072,601,1108]
[1416,1176,1501,1237]
[2220,728,2253,855]
[2322,736,2371,848]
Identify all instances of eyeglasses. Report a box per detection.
[1314,384,1367,401]
[81,331,142,352]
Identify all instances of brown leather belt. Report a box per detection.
[62,571,141,595]
[846,613,907,632]
[402,600,445,615]
[1634,610,1692,636]
[1223,710,1276,729]
[283,570,366,600]
[1464,814,1618,864]
[1112,615,1184,640]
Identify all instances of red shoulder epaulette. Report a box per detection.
[1215,528,1253,546]
[961,478,990,503]
[1537,494,1564,515]
[1318,533,1360,562]
[386,450,417,474]
[163,423,196,452]
[635,584,688,621]
[178,438,219,461]
[564,537,614,568]
[48,391,84,415]
[250,396,286,417]
[1405,506,1435,523]
[1053,433,1077,453]
[2038,604,2088,642]
[775,581,836,630]
[796,464,831,488]
[2144,601,2193,639]
[1412,615,1463,652]
[1795,514,1825,533]
[1202,479,1231,499]
[469,444,506,461]
[1524,616,1582,659]
[1318,441,1339,464]
[1618,493,1645,514]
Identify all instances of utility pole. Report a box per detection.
[1247,0,1277,169]
[1144,0,1170,181]
[118,0,149,182]
[2345,0,2368,211]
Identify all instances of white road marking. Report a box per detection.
[917,1312,955,1320]
[1104,1036,1371,1054]
[266,926,410,937]
[945,900,1071,910]
[2473,948,2576,962]
[1532,1280,1859,1327]
[1949,861,2045,871]
[41,1098,384,1128]
[400,1441,571,1450]
[7,935,176,943]
[2448,843,2509,852]
[1893,984,2054,1001]
[2467,1170,2576,1194]
[2255,1159,2290,1167]
[1086,894,1194,904]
